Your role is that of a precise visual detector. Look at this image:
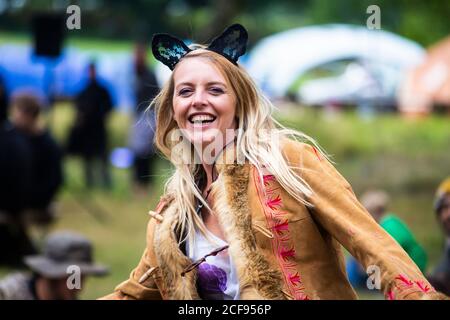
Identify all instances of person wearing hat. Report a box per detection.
[428,177,450,295]
[346,190,428,289]
[0,231,108,300]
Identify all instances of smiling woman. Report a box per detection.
[100,24,448,300]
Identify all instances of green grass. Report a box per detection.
[0,31,131,51]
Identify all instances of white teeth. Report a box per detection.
[189,114,216,123]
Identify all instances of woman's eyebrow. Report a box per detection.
[206,81,226,87]
[175,82,194,90]
[175,81,227,90]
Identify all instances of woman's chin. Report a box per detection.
[187,129,219,145]
[189,136,215,149]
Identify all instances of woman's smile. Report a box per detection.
[187,112,217,129]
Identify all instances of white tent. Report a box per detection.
[245,24,425,99]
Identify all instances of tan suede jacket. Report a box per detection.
[102,139,446,300]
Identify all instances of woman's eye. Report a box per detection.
[178,88,192,96]
[210,87,224,94]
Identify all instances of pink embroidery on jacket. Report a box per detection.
[289,272,302,286]
[253,168,309,300]
[395,274,413,287]
[386,290,395,300]
[415,280,430,293]
[279,247,296,262]
[263,174,275,186]
[391,274,436,298]
[266,195,282,210]
[273,220,289,235]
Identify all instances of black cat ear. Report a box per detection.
[152,34,192,70]
[207,24,248,64]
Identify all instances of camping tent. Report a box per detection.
[246,24,425,106]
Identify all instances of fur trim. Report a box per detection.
[153,198,200,300]
[211,163,286,299]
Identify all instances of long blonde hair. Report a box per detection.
[148,48,327,250]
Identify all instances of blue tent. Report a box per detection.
[0,44,136,111]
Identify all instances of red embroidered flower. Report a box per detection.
[415,280,430,293]
[289,272,301,286]
[266,195,282,210]
[263,174,275,186]
[273,220,289,235]
[395,274,413,287]
[279,247,296,261]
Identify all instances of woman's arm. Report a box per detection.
[284,140,447,300]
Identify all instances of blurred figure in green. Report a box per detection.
[428,177,450,295]
[346,190,427,288]
[361,190,428,271]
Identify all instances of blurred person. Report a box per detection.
[129,42,160,192]
[0,75,8,124]
[346,190,428,289]
[67,62,113,189]
[0,111,35,267]
[0,231,108,300]
[428,177,450,295]
[10,93,63,226]
[102,24,446,300]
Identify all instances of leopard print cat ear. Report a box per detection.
[207,24,248,65]
[151,33,192,71]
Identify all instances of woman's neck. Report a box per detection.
[198,134,236,190]
[202,163,215,189]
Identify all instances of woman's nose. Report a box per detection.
[191,89,207,107]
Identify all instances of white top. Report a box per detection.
[186,227,240,300]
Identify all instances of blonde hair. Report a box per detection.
[148,48,327,251]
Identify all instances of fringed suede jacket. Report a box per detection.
[103,139,446,300]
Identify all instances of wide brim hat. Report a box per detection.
[24,230,109,279]
[24,255,109,279]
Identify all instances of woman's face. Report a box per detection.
[172,56,237,151]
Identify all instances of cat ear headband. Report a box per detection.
[152,24,248,70]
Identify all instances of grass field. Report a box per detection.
[3,102,449,299]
